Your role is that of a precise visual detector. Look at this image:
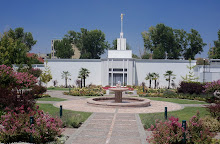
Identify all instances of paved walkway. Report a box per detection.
[38,90,219,143]
[65,110,147,144]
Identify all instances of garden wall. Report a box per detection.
[46,59,102,87]
[135,59,197,88]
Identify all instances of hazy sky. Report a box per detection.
[0,0,219,58]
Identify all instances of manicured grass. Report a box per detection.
[146,97,207,104]
[37,97,66,101]
[36,103,91,128]
[47,87,70,91]
[140,107,210,129]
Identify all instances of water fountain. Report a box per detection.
[87,81,151,107]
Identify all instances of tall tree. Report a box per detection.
[54,38,74,58]
[0,32,29,66]
[78,68,90,87]
[61,71,71,88]
[142,24,206,59]
[208,30,220,59]
[164,70,176,89]
[183,29,206,59]
[8,27,37,51]
[145,73,154,88]
[0,28,37,67]
[65,28,109,59]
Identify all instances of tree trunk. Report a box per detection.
[65,78,67,88]
[80,78,82,88]
[83,76,85,87]
[155,80,156,89]
[149,80,151,88]
[168,76,170,89]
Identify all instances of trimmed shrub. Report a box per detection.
[0,105,63,143]
[201,116,220,132]
[177,81,205,94]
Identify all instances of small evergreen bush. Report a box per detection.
[177,81,205,94]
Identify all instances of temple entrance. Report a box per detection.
[109,73,127,86]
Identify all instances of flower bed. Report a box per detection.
[65,86,106,96]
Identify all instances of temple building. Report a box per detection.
[32,14,220,87]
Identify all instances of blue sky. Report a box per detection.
[0,0,219,58]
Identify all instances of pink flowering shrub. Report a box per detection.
[0,64,37,89]
[147,117,184,144]
[0,105,63,143]
[203,80,220,93]
[147,113,216,144]
[187,112,215,143]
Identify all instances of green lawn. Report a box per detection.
[146,97,207,104]
[139,107,210,129]
[37,97,66,101]
[36,103,92,128]
[47,87,70,91]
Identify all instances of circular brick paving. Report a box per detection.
[53,98,183,113]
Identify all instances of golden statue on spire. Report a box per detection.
[121,13,125,21]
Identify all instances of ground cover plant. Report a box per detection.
[37,103,91,128]
[37,97,66,101]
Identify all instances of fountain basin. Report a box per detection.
[87,97,151,107]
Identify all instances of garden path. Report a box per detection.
[38,90,219,142]
[65,111,148,144]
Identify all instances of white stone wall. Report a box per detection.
[41,59,220,88]
[135,60,197,88]
[46,59,102,87]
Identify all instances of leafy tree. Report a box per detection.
[54,38,74,58]
[78,68,90,87]
[8,27,37,51]
[208,30,220,59]
[141,52,151,59]
[152,73,159,89]
[40,62,52,86]
[0,28,37,67]
[145,73,154,88]
[61,71,71,88]
[65,28,109,59]
[132,54,140,59]
[164,70,176,89]
[142,24,206,59]
[183,29,206,59]
[181,59,198,82]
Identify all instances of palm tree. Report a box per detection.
[152,73,159,89]
[164,70,176,89]
[78,68,90,87]
[61,71,71,88]
[145,73,154,88]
